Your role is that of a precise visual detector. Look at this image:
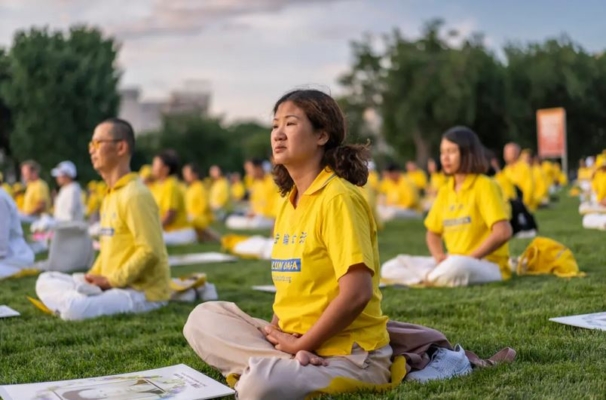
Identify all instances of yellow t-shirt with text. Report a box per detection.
[89,173,170,301]
[425,174,511,279]
[271,168,389,357]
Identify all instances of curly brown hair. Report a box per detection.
[272,89,370,196]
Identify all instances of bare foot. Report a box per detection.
[295,350,328,366]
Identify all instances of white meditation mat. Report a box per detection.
[0,364,234,400]
[169,252,238,267]
[550,312,606,331]
[0,305,20,318]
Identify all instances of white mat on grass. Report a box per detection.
[550,312,606,331]
[0,305,20,318]
[168,252,238,267]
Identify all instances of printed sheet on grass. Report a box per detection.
[550,312,606,330]
[0,364,234,400]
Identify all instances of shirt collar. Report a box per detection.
[449,174,478,192]
[107,172,139,194]
[288,167,336,203]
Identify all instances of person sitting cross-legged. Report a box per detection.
[0,185,35,279]
[35,118,171,321]
[381,126,513,287]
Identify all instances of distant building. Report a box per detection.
[118,81,211,135]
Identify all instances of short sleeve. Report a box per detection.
[424,188,446,234]
[322,193,375,280]
[478,179,509,228]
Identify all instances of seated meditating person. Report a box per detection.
[528,154,549,208]
[209,165,231,220]
[35,118,171,321]
[422,158,448,211]
[582,160,606,229]
[230,172,246,203]
[225,158,278,230]
[0,185,35,279]
[151,150,197,246]
[576,158,593,196]
[31,161,85,233]
[184,89,392,400]
[19,160,51,223]
[377,163,421,221]
[183,163,221,242]
[381,126,513,287]
[503,143,535,212]
[406,161,428,193]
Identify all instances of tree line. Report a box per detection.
[1,20,605,184]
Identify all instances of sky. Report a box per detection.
[0,0,605,123]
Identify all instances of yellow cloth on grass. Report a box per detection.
[516,237,585,278]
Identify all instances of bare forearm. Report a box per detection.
[470,230,510,259]
[298,293,368,352]
[426,231,445,260]
[162,210,176,228]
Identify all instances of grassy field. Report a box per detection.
[1,194,606,399]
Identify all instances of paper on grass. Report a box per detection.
[252,283,388,293]
[550,312,606,331]
[0,305,20,318]
[168,252,238,267]
[0,364,234,400]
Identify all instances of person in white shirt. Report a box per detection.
[0,186,35,279]
[51,161,84,222]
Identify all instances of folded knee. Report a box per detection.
[236,360,292,400]
[183,301,233,341]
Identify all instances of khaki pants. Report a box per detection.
[183,302,392,400]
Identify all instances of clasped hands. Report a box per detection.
[84,274,112,290]
[262,325,327,367]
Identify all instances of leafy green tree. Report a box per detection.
[1,26,120,182]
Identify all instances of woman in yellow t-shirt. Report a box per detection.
[184,89,391,400]
[182,163,220,243]
[151,150,197,246]
[382,126,512,287]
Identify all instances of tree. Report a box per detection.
[0,49,11,162]
[1,26,120,182]
[340,20,508,167]
[138,114,246,176]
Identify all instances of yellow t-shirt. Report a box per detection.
[494,171,517,201]
[592,169,606,202]
[407,170,428,191]
[541,161,555,187]
[231,181,246,202]
[532,165,548,204]
[380,176,419,209]
[250,175,279,218]
[578,167,593,182]
[23,179,50,215]
[503,161,535,211]
[1,183,13,198]
[359,184,383,231]
[151,176,190,232]
[185,180,213,230]
[88,173,170,302]
[271,168,389,357]
[429,172,448,192]
[425,174,511,279]
[367,170,380,191]
[210,177,230,210]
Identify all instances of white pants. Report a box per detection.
[0,248,35,280]
[381,255,502,287]
[377,205,422,222]
[163,228,197,246]
[233,236,274,260]
[225,215,274,230]
[35,272,166,321]
[582,214,606,230]
[579,202,606,215]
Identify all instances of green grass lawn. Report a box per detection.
[2,194,606,399]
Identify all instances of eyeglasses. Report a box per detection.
[88,139,122,150]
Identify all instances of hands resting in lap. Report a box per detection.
[262,325,328,367]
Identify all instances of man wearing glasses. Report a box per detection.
[35,118,171,320]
